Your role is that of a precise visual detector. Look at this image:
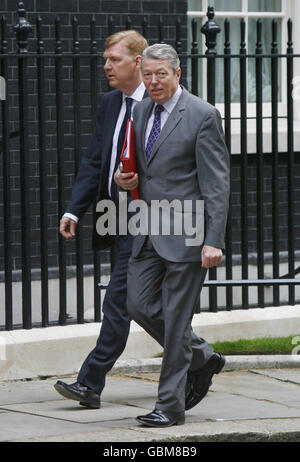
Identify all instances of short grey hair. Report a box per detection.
[141,43,180,72]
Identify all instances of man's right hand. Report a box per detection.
[60,217,76,239]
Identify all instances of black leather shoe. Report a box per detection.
[136,409,185,427]
[54,381,100,409]
[185,353,225,411]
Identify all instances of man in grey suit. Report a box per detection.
[115,43,230,427]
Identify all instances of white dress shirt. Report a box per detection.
[108,81,145,197]
[64,82,146,223]
[145,85,182,148]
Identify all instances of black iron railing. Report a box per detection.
[188,8,300,312]
[1,3,300,330]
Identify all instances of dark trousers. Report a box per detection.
[127,237,213,413]
[77,233,133,394]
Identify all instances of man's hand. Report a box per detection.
[60,217,76,240]
[201,245,223,268]
[114,167,138,190]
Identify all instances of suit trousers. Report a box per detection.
[127,237,213,414]
[77,233,133,394]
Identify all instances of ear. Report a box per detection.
[176,67,182,81]
[135,55,142,67]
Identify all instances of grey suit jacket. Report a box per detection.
[131,86,230,263]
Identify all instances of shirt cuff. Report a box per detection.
[63,212,79,223]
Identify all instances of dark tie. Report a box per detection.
[145,104,164,161]
[111,97,133,202]
[115,97,133,170]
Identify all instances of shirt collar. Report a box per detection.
[158,85,182,114]
[123,81,146,103]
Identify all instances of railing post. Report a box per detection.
[13,1,32,54]
[1,15,13,329]
[191,18,199,97]
[90,15,102,323]
[201,6,220,105]
[224,18,233,311]
[72,16,84,324]
[108,16,114,36]
[13,2,33,329]
[239,18,249,309]
[175,18,182,54]
[287,18,295,305]
[201,6,220,312]
[255,19,265,308]
[125,16,132,30]
[36,16,49,326]
[271,19,280,306]
[142,17,148,40]
[158,16,164,44]
[55,16,67,325]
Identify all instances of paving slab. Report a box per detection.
[0,374,157,406]
[0,411,90,442]
[0,377,65,405]
[211,370,300,408]
[249,368,300,385]
[101,375,158,407]
[107,372,300,421]
[1,367,300,442]
[186,390,300,420]
[0,400,150,424]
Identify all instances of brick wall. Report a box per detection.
[230,153,300,261]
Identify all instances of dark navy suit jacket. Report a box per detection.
[66,89,122,250]
[65,88,146,250]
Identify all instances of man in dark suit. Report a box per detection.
[115,43,230,427]
[54,30,149,409]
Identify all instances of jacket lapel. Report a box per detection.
[141,99,155,161]
[147,87,187,166]
[102,90,122,168]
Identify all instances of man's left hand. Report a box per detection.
[114,167,139,190]
[201,245,223,268]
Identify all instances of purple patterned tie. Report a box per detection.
[146,104,165,161]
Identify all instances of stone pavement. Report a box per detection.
[1,358,300,443]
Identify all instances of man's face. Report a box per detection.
[141,57,181,104]
[104,41,140,93]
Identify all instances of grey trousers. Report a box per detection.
[127,237,213,414]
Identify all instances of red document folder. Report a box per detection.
[120,119,140,200]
